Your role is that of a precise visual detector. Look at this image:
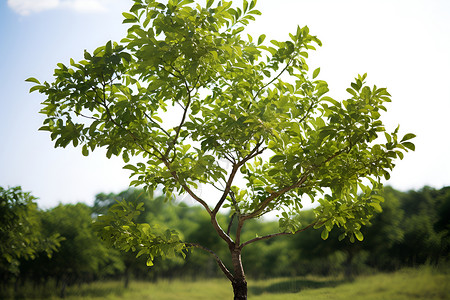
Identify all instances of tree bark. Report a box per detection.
[232,278,248,300]
[231,248,247,300]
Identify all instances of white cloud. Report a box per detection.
[7,0,59,15]
[7,0,109,16]
[61,0,107,13]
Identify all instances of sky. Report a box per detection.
[0,0,449,209]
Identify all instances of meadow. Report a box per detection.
[10,266,448,300]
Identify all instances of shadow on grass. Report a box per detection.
[250,278,348,295]
[65,282,125,298]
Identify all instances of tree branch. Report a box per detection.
[243,173,309,221]
[226,213,236,236]
[186,243,234,281]
[243,147,346,221]
[160,158,211,214]
[251,58,293,104]
[212,141,265,216]
[143,110,170,137]
[74,111,100,121]
[240,220,319,248]
[165,79,192,159]
[95,86,160,159]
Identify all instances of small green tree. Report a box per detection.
[28,0,415,298]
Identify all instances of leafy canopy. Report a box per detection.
[28,0,414,265]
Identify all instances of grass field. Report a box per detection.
[9,266,450,299]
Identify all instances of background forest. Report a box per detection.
[1,185,449,298]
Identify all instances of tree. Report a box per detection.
[28,0,415,298]
[0,186,61,280]
[34,203,123,297]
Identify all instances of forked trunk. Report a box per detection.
[231,248,247,300]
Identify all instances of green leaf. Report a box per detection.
[243,0,249,12]
[25,77,40,84]
[136,249,147,258]
[351,82,360,91]
[82,145,89,156]
[270,155,285,163]
[257,34,266,45]
[123,12,136,20]
[370,202,382,213]
[401,133,416,142]
[123,164,138,172]
[146,258,154,266]
[312,67,320,79]
[346,88,357,97]
[402,141,415,151]
[354,231,364,241]
[206,0,214,8]
[29,85,45,93]
[105,40,112,54]
[321,228,329,240]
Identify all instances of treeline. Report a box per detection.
[1,186,449,297]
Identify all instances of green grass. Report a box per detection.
[7,266,450,299]
[251,267,450,300]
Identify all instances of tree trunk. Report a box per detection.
[231,248,247,300]
[60,280,67,299]
[232,278,248,300]
[124,265,130,289]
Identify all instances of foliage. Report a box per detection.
[41,203,123,278]
[94,199,185,267]
[0,186,62,276]
[29,0,415,298]
[15,203,124,298]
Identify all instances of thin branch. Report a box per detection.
[227,213,236,236]
[298,98,316,124]
[161,158,211,214]
[240,220,319,248]
[160,155,234,248]
[223,151,236,165]
[143,110,170,137]
[210,181,225,193]
[251,58,293,105]
[212,164,239,216]
[95,86,160,159]
[165,79,192,158]
[244,146,347,221]
[186,243,234,281]
[212,141,265,215]
[244,171,310,221]
[74,111,100,121]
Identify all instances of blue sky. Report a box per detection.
[1,0,449,209]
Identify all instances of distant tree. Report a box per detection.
[391,187,447,266]
[434,187,450,259]
[29,0,415,298]
[37,203,123,297]
[0,186,61,280]
[359,186,405,270]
